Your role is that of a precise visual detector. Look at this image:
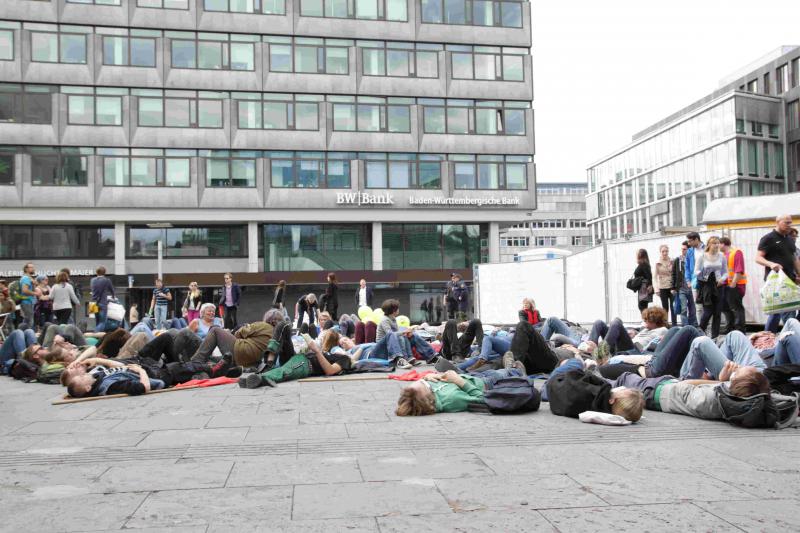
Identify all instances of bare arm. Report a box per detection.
[164,290,172,301]
[308,340,342,376]
[755,250,779,271]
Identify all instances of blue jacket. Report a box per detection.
[90,276,115,310]
[684,244,704,289]
[218,283,241,307]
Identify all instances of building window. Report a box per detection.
[266,36,350,75]
[203,151,257,187]
[764,144,770,177]
[452,154,528,190]
[264,224,372,271]
[363,153,443,189]
[789,100,800,131]
[299,0,407,21]
[0,147,15,185]
[534,236,556,247]
[0,226,114,259]
[751,121,762,136]
[735,119,744,134]
[331,96,411,133]
[66,0,122,4]
[29,146,91,186]
[776,145,784,178]
[383,223,485,269]
[0,84,54,124]
[571,236,587,246]
[268,151,353,188]
[360,42,439,78]
[747,141,758,176]
[422,99,527,135]
[31,30,89,64]
[449,47,525,81]
[762,73,771,95]
[0,29,14,61]
[236,93,321,130]
[501,236,528,247]
[134,90,225,128]
[746,79,758,93]
[569,219,587,228]
[137,0,189,8]
[170,33,256,71]
[420,0,523,28]
[792,58,799,88]
[777,64,789,93]
[100,148,192,187]
[128,226,247,257]
[102,34,157,67]
[65,87,126,126]
[204,0,285,14]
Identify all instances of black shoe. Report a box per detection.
[435,357,459,373]
[262,377,277,388]
[239,373,264,389]
[210,358,231,378]
[428,355,440,365]
[225,366,243,378]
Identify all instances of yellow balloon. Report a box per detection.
[373,308,385,318]
[396,315,410,328]
[358,306,373,320]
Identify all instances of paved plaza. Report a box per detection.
[1,369,798,533]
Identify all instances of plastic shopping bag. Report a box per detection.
[761,270,800,315]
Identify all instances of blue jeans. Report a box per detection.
[541,358,584,401]
[774,318,800,365]
[149,378,166,390]
[153,305,168,329]
[0,328,37,366]
[680,331,766,380]
[94,308,107,333]
[645,325,702,378]
[765,312,794,334]
[458,336,512,370]
[678,286,698,326]
[366,332,404,360]
[129,320,156,341]
[470,368,522,389]
[541,317,581,345]
[397,332,435,361]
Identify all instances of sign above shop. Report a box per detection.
[0,269,96,278]
[336,192,395,206]
[336,192,520,207]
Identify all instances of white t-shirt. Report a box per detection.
[358,287,367,307]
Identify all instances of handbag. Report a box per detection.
[626,276,642,292]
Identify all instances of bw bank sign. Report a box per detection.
[336,192,395,206]
[336,191,520,207]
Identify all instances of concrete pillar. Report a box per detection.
[489,222,500,263]
[372,222,383,271]
[114,222,126,275]
[247,222,259,273]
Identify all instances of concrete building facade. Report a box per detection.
[0,0,535,322]
[586,46,800,244]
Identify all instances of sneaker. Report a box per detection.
[512,360,527,376]
[396,358,413,369]
[225,366,243,378]
[239,373,264,389]
[502,351,516,370]
[410,358,424,366]
[466,358,488,373]
[428,355,440,365]
[210,358,231,378]
[435,357,459,373]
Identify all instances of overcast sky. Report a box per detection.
[532,0,800,184]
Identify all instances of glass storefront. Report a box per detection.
[127,226,247,257]
[382,223,487,270]
[0,226,114,259]
[263,224,372,271]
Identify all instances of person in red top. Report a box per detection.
[518,298,541,326]
[720,237,746,334]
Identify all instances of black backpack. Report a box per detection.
[10,359,39,382]
[474,376,541,414]
[716,386,799,429]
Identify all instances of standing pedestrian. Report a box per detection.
[90,265,115,332]
[654,244,676,325]
[755,215,800,332]
[354,278,374,309]
[51,271,79,325]
[671,241,696,326]
[435,296,443,324]
[321,272,339,320]
[149,278,172,329]
[34,274,53,328]
[18,262,37,327]
[183,281,203,323]
[695,236,728,338]
[633,249,653,312]
[685,232,704,325]
[451,273,470,321]
[720,237,747,333]
[219,272,241,330]
[444,273,458,320]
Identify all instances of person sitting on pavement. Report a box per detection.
[518,298,542,326]
[376,299,436,366]
[439,318,484,363]
[189,321,273,370]
[505,319,560,376]
[188,303,224,340]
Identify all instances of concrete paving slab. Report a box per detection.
[358,452,495,481]
[136,427,249,448]
[207,517,380,532]
[112,414,213,432]
[376,509,556,532]
[1,492,147,532]
[476,444,627,476]
[95,460,233,493]
[245,423,348,442]
[226,456,362,487]
[694,498,800,532]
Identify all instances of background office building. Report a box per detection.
[586,45,800,244]
[499,182,589,262]
[0,0,535,323]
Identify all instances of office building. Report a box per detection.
[587,45,800,244]
[0,0,535,322]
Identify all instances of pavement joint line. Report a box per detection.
[686,501,749,533]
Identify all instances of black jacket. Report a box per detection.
[548,369,612,418]
[354,285,374,308]
[671,256,686,290]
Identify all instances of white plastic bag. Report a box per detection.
[578,411,632,426]
[106,301,126,322]
[760,270,800,315]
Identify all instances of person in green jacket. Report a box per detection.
[395,367,524,416]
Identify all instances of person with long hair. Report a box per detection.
[654,244,676,325]
[695,236,728,338]
[272,280,286,311]
[51,271,80,325]
[518,298,541,326]
[182,282,203,323]
[321,273,339,320]
[633,249,654,312]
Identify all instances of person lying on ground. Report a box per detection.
[95,328,130,358]
[335,331,410,368]
[238,335,352,389]
[506,320,560,375]
[440,318,484,363]
[774,318,800,365]
[588,308,669,354]
[395,365,527,416]
[189,321,272,369]
[0,328,39,372]
[39,323,90,349]
[456,330,513,372]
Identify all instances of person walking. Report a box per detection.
[354,278,374,309]
[219,272,241,330]
[720,236,747,333]
[321,273,339,320]
[654,244,676,325]
[695,236,728,338]
[182,282,203,323]
[632,249,653,312]
[51,271,80,325]
[756,215,800,333]
[149,278,172,329]
[671,241,697,326]
[90,265,115,332]
[685,232,704,325]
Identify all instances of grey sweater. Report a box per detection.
[50,282,79,311]
[376,316,398,342]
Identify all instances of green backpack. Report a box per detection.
[7,280,22,303]
[38,362,66,385]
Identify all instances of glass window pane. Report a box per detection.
[104,157,128,186]
[473,0,493,25]
[389,162,410,188]
[501,1,522,27]
[326,47,348,74]
[416,51,438,78]
[238,100,262,128]
[271,159,294,187]
[270,44,292,72]
[0,89,16,122]
[419,161,440,188]
[61,152,88,185]
[298,159,321,187]
[130,38,156,67]
[0,30,13,61]
[504,108,524,135]
[326,0,348,17]
[129,228,161,257]
[165,98,190,127]
[198,99,222,127]
[104,36,127,65]
[366,161,387,188]
[295,46,318,73]
[362,48,384,76]
[60,34,87,64]
[31,153,59,185]
[386,50,409,76]
[506,163,526,189]
[31,33,58,63]
[502,54,523,80]
[478,162,499,188]
[327,160,350,188]
[333,104,356,131]
[387,105,409,133]
[139,97,163,126]
[454,162,474,188]
[172,40,196,68]
[0,152,15,185]
[475,108,497,134]
[264,101,288,129]
[166,158,190,186]
[451,53,473,79]
[207,158,229,186]
[96,96,122,126]
[357,104,380,131]
[68,95,94,124]
[386,0,407,20]
[443,0,466,23]
[300,0,323,16]
[230,42,254,70]
[442,224,467,269]
[166,0,190,6]
[421,0,442,23]
[131,157,158,186]
[424,107,445,133]
[356,0,378,19]
[231,159,256,186]
[263,0,285,14]
[295,102,318,129]
[474,54,494,79]
[198,41,222,69]
[405,224,442,269]
[447,107,468,134]
[205,0,228,10]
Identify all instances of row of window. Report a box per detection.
[0,23,528,81]
[734,119,780,138]
[537,185,587,196]
[528,219,586,229]
[740,57,800,96]
[0,147,529,190]
[19,0,527,28]
[789,100,799,131]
